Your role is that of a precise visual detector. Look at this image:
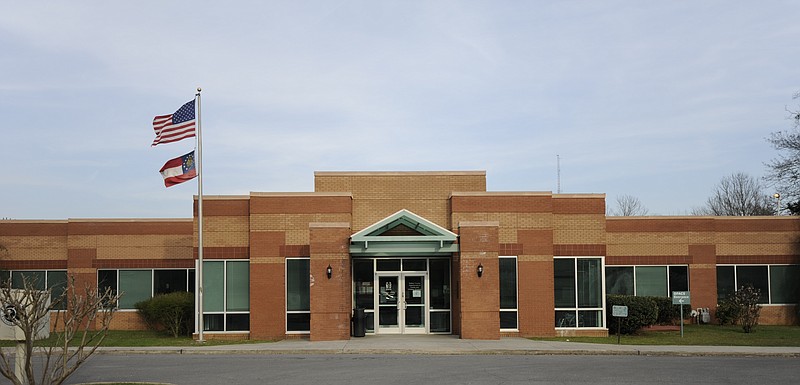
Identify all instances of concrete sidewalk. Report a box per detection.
[96,335,800,357]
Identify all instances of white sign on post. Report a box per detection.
[612,305,628,317]
[671,291,690,338]
[672,291,690,305]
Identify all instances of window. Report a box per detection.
[3,270,68,310]
[97,269,194,310]
[154,270,188,295]
[286,258,310,333]
[606,265,689,297]
[428,258,451,333]
[202,260,249,332]
[554,257,604,328]
[119,270,152,309]
[770,265,800,304]
[717,265,799,304]
[499,256,518,330]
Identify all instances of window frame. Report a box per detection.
[198,260,250,333]
[3,269,69,311]
[285,257,311,334]
[605,264,690,297]
[97,268,195,311]
[499,255,518,332]
[716,264,800,305]
[554,256,606,330]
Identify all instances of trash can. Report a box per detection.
[352,308,366,337]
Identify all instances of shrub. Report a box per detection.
[650,296,691,325]
[606,295,658,334]
[135,291,194,337]
[715,299,740,325]
[715,284,762,332]
[732,284,762,333]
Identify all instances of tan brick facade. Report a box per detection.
[2,171,799,341]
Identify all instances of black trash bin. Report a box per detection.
[352,308,366,337]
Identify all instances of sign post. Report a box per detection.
[672,291,690,338]
[611,305,628,344]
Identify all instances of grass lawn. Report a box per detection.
[0,330,272,348]
[533,324,800,346]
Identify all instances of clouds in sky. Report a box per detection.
[1,1,798,218]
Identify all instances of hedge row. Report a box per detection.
[606,295,690,334]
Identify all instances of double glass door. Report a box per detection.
[377,273,426,334]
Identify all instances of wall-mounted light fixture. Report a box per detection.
[326,264,333,279]
[477,263,483,278]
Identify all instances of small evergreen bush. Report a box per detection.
[606,295,658,334]
[135,291,194,337]
[650,296,691,325]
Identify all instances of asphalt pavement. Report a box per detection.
[95,335,800,357]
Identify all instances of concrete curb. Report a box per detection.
[92,347,800,358]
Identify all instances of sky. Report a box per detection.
[1,1,799,219]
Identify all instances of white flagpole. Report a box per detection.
[196,87,205,343]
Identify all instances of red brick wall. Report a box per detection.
[457,222,500,340]
[248,231,286,340]
[608,216,800,325]
[309,223,352,341]
[516,230,556,337]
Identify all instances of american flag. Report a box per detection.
[151,100,196,146]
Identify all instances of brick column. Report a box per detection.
[309,222,351,341]
[457,221,500,340]
[67,248,97,330]
[689,244,717,320]
[517,229,555,337]
[249,231,286,340]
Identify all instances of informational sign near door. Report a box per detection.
[408,281,422,298]
[612,305,627,344]
[672,291,690,338]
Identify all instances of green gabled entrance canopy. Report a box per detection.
[350,209,459,256]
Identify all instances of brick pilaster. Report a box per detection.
[689,244,717,319]
[457,221,500,340]
[248,231,286,340]
[309,222,351,341]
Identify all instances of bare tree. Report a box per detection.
[694,172,776,216]
[0,274,119,385]
[765,92,800,213]
[609,195,649,216]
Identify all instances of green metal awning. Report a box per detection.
[350,209,459,256]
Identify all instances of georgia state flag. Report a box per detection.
[159,151,197,187]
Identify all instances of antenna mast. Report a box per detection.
[557,154,561,194]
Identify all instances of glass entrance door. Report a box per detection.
[376,273,427,334]
[402,274,426,334]
[377,275,400,333]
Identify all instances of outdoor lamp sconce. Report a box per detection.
[477,263,484,278]
[326,264,332,279]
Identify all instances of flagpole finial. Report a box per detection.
[197,87,202,92]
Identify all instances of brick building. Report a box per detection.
[0,171,798,340]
